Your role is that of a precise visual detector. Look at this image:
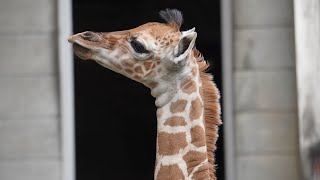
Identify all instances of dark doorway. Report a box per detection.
[73,1,223,179]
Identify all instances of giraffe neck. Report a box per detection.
[152,67,211,180]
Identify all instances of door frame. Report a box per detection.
[221,0,236,179]
[57,1,236,179]
[57,0,75,180]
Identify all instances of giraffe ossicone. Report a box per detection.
[68,8,222,180]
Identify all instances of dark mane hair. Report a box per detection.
[194,49,222,180]
[159,9,183,29]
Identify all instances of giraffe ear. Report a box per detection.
[181,27,195,36]
[173,28,197,64]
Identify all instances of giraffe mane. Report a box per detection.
[194,49,222,179]
[159,9,183,30]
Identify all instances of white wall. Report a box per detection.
[294,0,320,179]
[233,0,301,179]
[0,0,61,180]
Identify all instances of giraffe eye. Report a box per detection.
[130,39,150,54]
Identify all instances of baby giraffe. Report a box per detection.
[69,9,221,180]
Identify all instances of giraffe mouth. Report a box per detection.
[72,43,93,60]
[68,34,95,60]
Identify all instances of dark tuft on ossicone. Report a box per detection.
[159,9,183,29]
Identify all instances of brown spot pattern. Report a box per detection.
[109,61,122,70]
[181,79,197,95]
[164,116,187,126]
[148,82,158,89]
[134,66,143,74]
[170,99,188,113]
[157,108,163,119]
[158,132,187,155]
[125,69,133,74]
[189,97,203,120]
[101,36,118,50]
[119,47,128,55]
[190,126,206,147]
[133,75,142,80]
[144,61,153,71]
[157,164,185,180]
[122,59,135,67]
[182,151,207,175]
[145,70,156,78]
[191,164,210,180]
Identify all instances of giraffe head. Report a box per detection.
[68,9,197,90]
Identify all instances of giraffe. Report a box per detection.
[68,9,222,180]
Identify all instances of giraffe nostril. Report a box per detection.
[81,31,100,42]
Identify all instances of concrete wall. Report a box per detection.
[0,0,303,179]
[233,0,301,179]
[0,0,61,180]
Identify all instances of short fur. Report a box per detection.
[159,9,183,29]
[194,49,222,180]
